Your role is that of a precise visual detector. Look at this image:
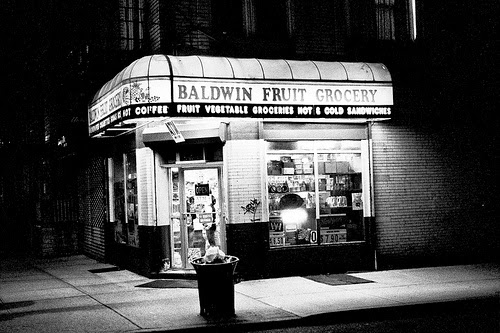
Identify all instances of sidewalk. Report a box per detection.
[1,254,499,333]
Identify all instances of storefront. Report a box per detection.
[88,55,393,278]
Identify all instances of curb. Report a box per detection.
[128,296,499,333]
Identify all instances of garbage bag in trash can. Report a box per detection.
[190,255,239,317]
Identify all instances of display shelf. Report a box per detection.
[266,150,366,245]
[267,174,315,193]
[319,213,348,217]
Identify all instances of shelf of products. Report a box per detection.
[268,175,316,215]
[318,173,362,215]
[316,153,363,244]
[267,150,366,246]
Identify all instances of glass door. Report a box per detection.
[169,167,222,269]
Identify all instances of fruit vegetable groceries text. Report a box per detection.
[88,79,393,136]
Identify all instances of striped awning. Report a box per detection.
[88,55,393,138]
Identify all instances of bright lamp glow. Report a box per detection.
[281,208,308,225]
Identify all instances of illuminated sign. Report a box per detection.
[173,79,393,106]
[195,184,210,196]
[88,78,393,136]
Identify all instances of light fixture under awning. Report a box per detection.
[142,122,228,144]
[88,55,393,138]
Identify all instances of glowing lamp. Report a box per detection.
[281,208,308,225]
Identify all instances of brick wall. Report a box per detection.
[225,139,263,224]
[137,147,156,226]
[371,122,496,268]
[225,121,262,224]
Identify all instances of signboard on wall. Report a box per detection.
[165,120,185,143]
[194,183,210,196]
[173,79,393,106]
[88,78,393,136]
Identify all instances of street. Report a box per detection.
[252,298,499,333]
[202,298,499,333]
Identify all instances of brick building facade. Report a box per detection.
[4,0,495,275]
[77,0,497,278]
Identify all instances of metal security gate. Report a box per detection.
[79,156,107,260]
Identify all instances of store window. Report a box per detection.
[211,0,244,38]
[113,154,126,244]
[266,140,365,248]
[125,151,139,246]
[110,151,139,247]
[254,0,290,40]
[375,0,417,41]
[241,0,292,40]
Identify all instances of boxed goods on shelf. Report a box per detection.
[336,161,349,173]
[325,162,336,173]
[267,160,283,175]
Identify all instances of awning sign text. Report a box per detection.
[88,78,393,136]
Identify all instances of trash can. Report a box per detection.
[190,255,239,318]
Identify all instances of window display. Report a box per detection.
[268,153,316,247]
[266,141,365,247]
[113,154,127,244]
[125,151,139,247]
[317,152,363,245]
[111,151,139,247]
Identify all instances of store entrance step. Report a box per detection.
[152,269,197,280]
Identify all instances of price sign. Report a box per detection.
[198,213,213,224]
[269,232,285,247]
[310,230,317,243]
[320,228,347,244]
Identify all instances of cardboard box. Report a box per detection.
[268,161,283,175]
[325,162,336,174]
[303,167,313,174]
[336,161,349,173]
[318,178,327,191]
[294,163,303,174]
[318,162,325,174]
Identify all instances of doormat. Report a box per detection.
[89,266,123,273]
[136,279,198,289]
[304,274,373,286]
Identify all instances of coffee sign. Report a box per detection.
[88,78,393,136]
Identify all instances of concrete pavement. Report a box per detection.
[1,254,499,332]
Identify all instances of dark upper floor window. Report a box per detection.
[214,0,291,41]
[375,0,416,41]
[252,0,291,40]
[212,0,244,38]
[119,0,145,50]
